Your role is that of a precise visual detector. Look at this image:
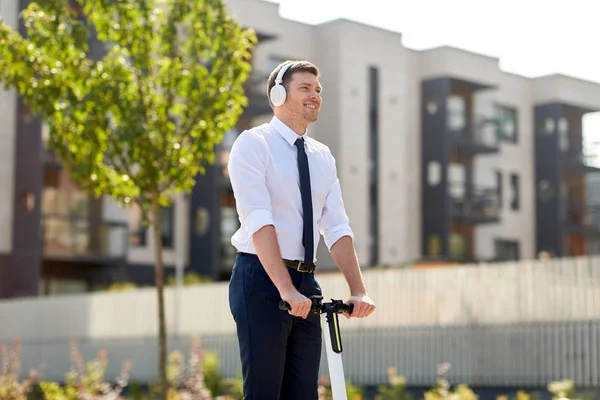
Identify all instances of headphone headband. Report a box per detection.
[275,61,294,85]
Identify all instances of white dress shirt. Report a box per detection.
[227,116,354,263]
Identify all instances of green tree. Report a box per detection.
[0,0,256,398]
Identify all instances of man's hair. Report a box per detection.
[266,60,320,106]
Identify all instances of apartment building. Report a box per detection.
[1,0,599,298]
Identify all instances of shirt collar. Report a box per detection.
[270,116,308,147]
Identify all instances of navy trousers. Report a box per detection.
[229,252,323,400]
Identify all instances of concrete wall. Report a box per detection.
[316,20,413,267]
[1,256,599,385]
[0,0,19,254]
[418,46,502,88]
[3,256,600,336]
[227,0,316,73]
[533,74,600,110]
[474,73,536,261]
[405,49,423,264]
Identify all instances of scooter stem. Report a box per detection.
[278,297,353,400]
[323,302,348,400]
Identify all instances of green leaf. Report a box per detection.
[0,0,256,205]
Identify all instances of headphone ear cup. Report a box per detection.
[270,84,287,107]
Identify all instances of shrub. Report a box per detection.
[106,282,139,292]
[202,351,243,399]
[1,337,594,400]
[547,379,595,400]
[0,338,40,400]
[424,363,478,400]
[166,272,213,287]
[39,340,132,399]
[163,339,213,400]
[497,390,541,400]
[376,367,412,400]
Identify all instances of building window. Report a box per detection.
[42,123,50,144]
[427,161,442,187]
[448,163,466,199]
[160,206,174,248]
[495,105,518,143]
[495,240,520,261]
[219,128,238,178]
[129,204,175,249]
[449,233,467,262]
[221,190,238,271]
[447,95,467,132]
[588,177,600,205]
[544,118,556,135]
[426,96,438,115]
[510,174,520,210]
[427,234,441,257]
[588,239,600,255]
[41,171,90,218]
[558,117,570,152]
[495,171,503,209]
[538,180,555,202]
[368,66,380,266]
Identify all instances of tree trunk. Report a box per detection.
[151,193,168,399]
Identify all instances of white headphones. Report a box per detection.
[270,62,294,107]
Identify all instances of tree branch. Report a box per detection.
[107,134,136,183]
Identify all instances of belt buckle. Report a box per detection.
[296,261,314,273]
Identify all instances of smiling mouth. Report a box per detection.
[304,104,317,109]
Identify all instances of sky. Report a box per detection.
[266,0,600,148]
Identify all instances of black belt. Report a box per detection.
[282,258,316,273]
[238,252,316,273]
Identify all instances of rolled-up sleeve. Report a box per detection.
[227,132,274,236]
[318,153,354,250]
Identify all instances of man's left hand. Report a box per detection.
[344,293,376,319]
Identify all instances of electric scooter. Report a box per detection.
[279,295,354,400]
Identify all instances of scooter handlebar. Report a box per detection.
[278,297,354,315]
[281,296,352,357]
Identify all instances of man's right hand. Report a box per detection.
[280,290,312,319]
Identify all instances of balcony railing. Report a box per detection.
[42,147,62,167]
[560,151,600,172]
[447,113,500,155]
[41,214,129,262]
[449,182,501,223]
[245,71,271,96]
[242,71,272,117]
[563,201,600,233]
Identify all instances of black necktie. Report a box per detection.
[295,137,314,266]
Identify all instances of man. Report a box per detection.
[227,60,376,400]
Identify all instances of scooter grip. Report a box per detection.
[279,300,321,313]
[339,303,354,314]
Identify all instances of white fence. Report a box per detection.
[1,256,600,387]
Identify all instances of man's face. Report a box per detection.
[280,71,322,123]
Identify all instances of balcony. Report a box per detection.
[449,182,501,223]
[563,201,600,235]
[242,71,273,118]
[560,151,600,173]
[42,147,62,168]
[448,114,500,155]
[41,214,129,263]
